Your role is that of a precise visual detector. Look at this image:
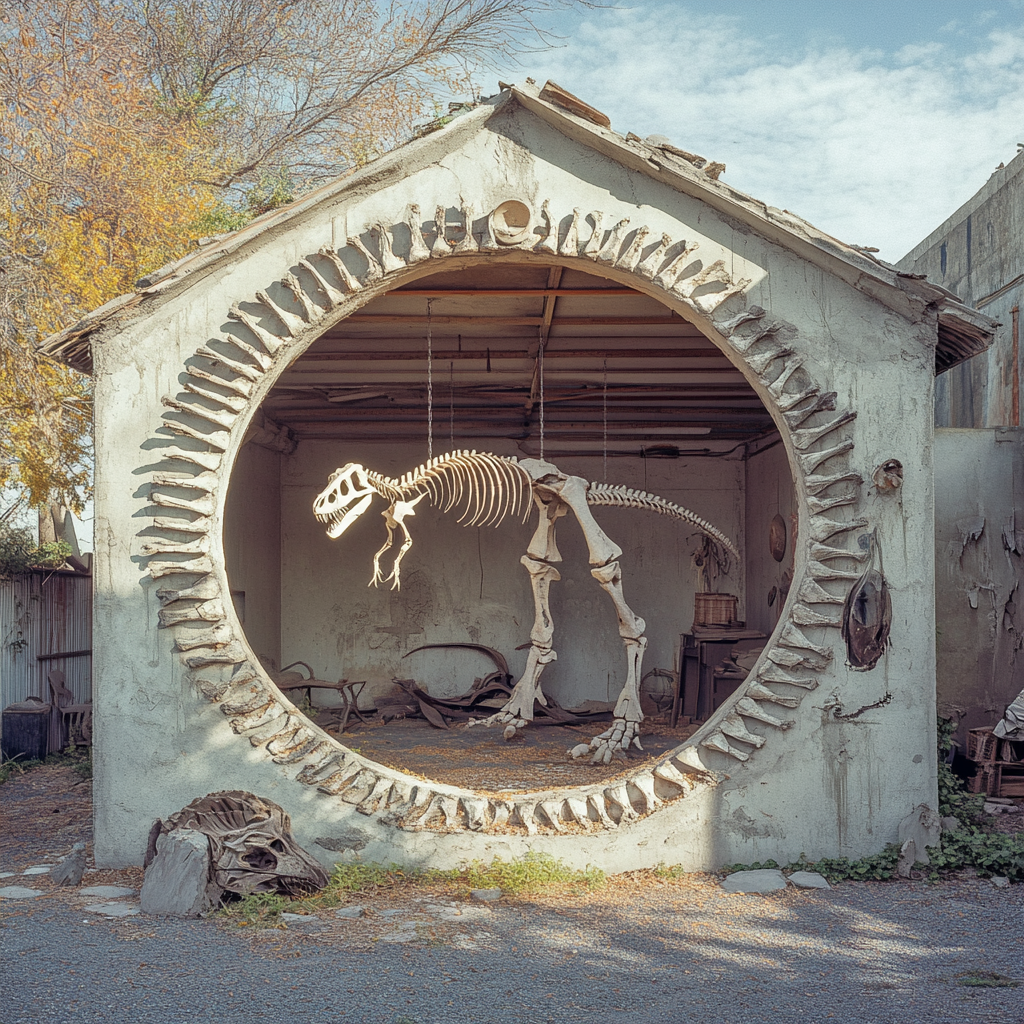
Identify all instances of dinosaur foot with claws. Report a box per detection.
[569,717,643,764]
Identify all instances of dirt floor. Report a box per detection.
[329,713,699,791]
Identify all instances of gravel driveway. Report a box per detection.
[1,763,1022,1024]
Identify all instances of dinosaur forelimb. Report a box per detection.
[372,494,425,589]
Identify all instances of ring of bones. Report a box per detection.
[314,451,738,763]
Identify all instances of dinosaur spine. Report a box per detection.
[586,482,740,560]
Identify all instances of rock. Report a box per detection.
[140,828,218,917]
[897,838,916,878]
[0,886,44,899]
[940,815,961,833]
[788,870,831,889]
[334,906,366,919]
[991,876,1011,888]
[281,912,318,926]
[984,802,1014,815]
[83,902,139,917]
[79,885,135,899]
[0,872,15,879]
[51,844,87,887]
[719,869,788,894]
[22,865,51,875]
[897,805,941,865]
[470,888,502,901]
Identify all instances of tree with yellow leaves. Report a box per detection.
[1,0,583,512]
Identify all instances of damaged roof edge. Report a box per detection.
[40,81,996,376]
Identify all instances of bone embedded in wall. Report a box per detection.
[141,535,211,559]
[317,245,364,292]
[766,646,830,671]
[803,470,863,497]
[714,303,766,336]
[430,205,451,257]
[156,576,220,605]
[652,242,699,290]
[558,208,582,256]
[791,411,858,451]
[807,560,864,582]
[150,471,218,493]
[807,491,859,515]
[798,440,856,476]
[533,200,557,255]
[692,277,751,315]
[298,257,345,309]
[615,225,651,274]
[372,222,406,275]
[604,783,640,824]
[161,396,236,431]
[281,271,321,322]
[797,578,847,605]
[183,381,247,413]
[185,364,253,399]
[594,217,632,265]
[254,289,305,337]
[183,642,248,669]
[792,603,843,629]
[149,490,215,516]
[720,713,767,748]
[746,342,794,377]
[783,391,838,430]
[701,731,749,760]
[808,515,868,543]
[405,205,431,263]
[778,622,833,659]
[451,205,480,255]
[580,211,606,258]
[151,515,212,537]
[194,343,264,383]
[161,444,223,471]
[745,681,801,708]
[158,598,224,629]
[809,540,870,563]
[346,234,384,284]
[173,623,234,650]
[636,233,672,280]
[756,665,818,690]
[162,419,230,452]
[734,696,794,730]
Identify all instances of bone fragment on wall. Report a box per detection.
[371,223,405,274]
[792,602,842,629]
[160,447,223,474]
[185,364,253,399]
[194,344,264,382]
[535,799,564,831]
[714,304,766,336]
[149,490,214,516]
[807,491,859,515]
[673,259,729,298]
[317,245,364,292]
[405,206,431,263]
[533,200,557,255]
[229,302,291,352]
[142,535,210,560]
[803,470,863,497]
[701,731,749,760]
[587,793,617,829]
[765,354,805,400]
[355,775,394,814]
[147,555,214,579]
[255,288,305,337]
[279,739,333,766]
[613,225,651,273]
[158,598,224,628]
[183,642,247,669]
[799,440,856,476]
[745,342,793,377]
[729,319,783,355]
[778,622,833,659]
[156,576,219,605]
[734,696,793,729]
[808,515,868,543]
[774,384,822,412]
[807,560,863,582]
[636,233,672,279]
[720,713,767,748]
[452,206,480,256]
[756,665,819,690]
[792,411,858,452]
[580,211,606,258]
[430,205,451,257]
[630,772,661,812]
[461,796,489,830]
[767,646,830,671]
[558,208,582,256]
[173,623,233,650]
[809,540,868,564]
[797,577,847,605]
[746,681,802,708]
[297,258,345,309]
[243,711,301,746]
[150,471,218,493]
[692,277,751,315]
[281,271,321,322]
[784,391,838,430]
[161,396,236,431]
[563,794,591,823]
[594,217,632,265]
[182,381,247,413]
[346,234,384,283]
[653,242,699,290]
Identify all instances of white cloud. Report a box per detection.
[517,5,1024,261]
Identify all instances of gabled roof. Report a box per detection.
[40,81,994,376]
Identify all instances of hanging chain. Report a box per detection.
[426,298,433,461]
[538,327,545,461]
[449,359,455,447]
[602,358,608,482]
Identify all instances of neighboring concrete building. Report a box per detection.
[44,82,991,872]
[900,156,1024,742]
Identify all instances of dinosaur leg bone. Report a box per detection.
[373,493,426,590]
[573,637,649,763]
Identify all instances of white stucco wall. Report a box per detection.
[89,94,940,871]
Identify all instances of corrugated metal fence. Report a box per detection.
[0,570,92,725]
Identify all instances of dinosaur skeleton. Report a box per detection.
[313,451,738,763]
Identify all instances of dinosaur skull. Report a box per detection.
[314,463,375,538]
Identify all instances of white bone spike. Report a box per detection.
[630,773,661,812]
[792,603,842,628]
[715,304,766,335]
[797,578,846,605]
[783,391,838,429]
[725,319,782,355]
[142,535,210,558]
[701,731,749,760]
[149,491,214,516]
[406,205,430,263]
[808,491,859,515]
[534,200,557,255]
[346,235,384,284]
[766,354,805,401]
[792,411,857,451]
[804,470,863,496]
[673,259,729,298]
[778,623,833,659]
[652,758,697,789]
[298,258,345,308]
[452,205,479,255]
[219,330,274,371]
[461,796,489,831]
[185,364,253,398]
[162,396,236,431]
[194,343,264,382]
[775,384,821,412]
[636,232,672,279]
[536,800,565,831]
[798,440,856,476]
[487,800,512,827]
[156,577,220,605]
[160,447,222,472]
[810,540,870,563]
[182,380,247,412]
[767,647,830,671]
[587,793,617,829]
[559,208,582,256]
[512,801,539,834]
[281,272,320,321]
[746,681,801,708]
[604,783,639,823]
[296,752,348,786]
[317,245,363,292]
[159,599,224,628]
[808,560,864,582]
[808,515,868,543]
[594,217,632,264]
[229,303,290,352]
[653,242,699,289]
[735,696,794,730]
[562,795,591,824]
[746,343,793,377]
[356,775,393,815]
[164,420,230,451]
[757,665,819,690]
[693,275,750,315]
[150,471,217,493]
[254,289,304,336]
[720,713,767,748]
[372,222,406,274]
[431,205,450,257]
[581,211,606,258]
[183,642,247,669]
[147,555,214,579]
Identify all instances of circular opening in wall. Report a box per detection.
[490,200,532,244]
[222,257,794,793]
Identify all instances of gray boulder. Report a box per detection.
[720,869,788,894]
[141,828,219,917]
[51,843,87,887]
[897,804,941,865]
[788,870,831,889]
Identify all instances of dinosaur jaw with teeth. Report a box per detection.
[318,493,374,539]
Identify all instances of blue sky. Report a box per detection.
[494,0,1024,261]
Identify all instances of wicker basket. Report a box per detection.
[694,593,738,628]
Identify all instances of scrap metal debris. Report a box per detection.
[841,532,891,670]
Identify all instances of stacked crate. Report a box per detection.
[966,727,1024,797]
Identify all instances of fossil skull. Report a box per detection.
[314,463,375,538]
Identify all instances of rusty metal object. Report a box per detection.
[769,513,787,562]
[872,459,904,492]
[841,535,892,670]
[145,791,328,896]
